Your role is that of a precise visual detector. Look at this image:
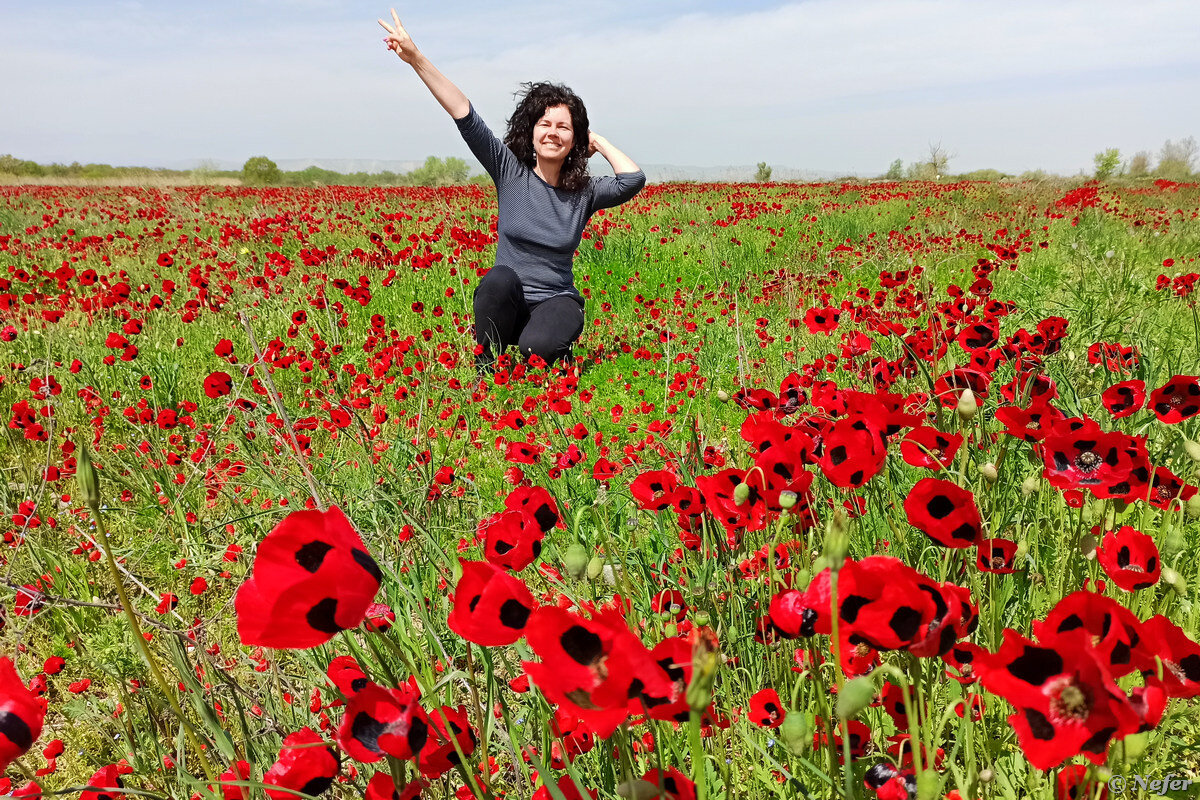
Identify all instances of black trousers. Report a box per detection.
[473,265,585,371]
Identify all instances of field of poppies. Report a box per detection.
[1,177,1199,800]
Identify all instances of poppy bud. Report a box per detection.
[836,676,876,720]
[1184,439,1200,462]
[563,543,589,579]
[586,556,605,581]
[733,482,751,506]
[978,462,998,483]
[979,769,994,784]
[1122,731,1149,762]
[1020,475,1039,497]
[778,712,810,756]
[779,490,798,510]
[1186,494,1200,518]
[717,389,730,403]
[1162,567,1185,594]
[1161,527,1184,557]
[1079,533,1098,559]
[823,508,850,571]
[956,389,978,421]
[77,439,101,508]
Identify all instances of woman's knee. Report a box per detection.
[474,265,522,304]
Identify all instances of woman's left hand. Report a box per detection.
[587,132,603,157]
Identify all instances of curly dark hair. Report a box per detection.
[503,82,591,193]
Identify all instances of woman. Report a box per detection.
[379,9,646,374]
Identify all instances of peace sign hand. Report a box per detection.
[378,8,419,64]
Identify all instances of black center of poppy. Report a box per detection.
[560,625,604,665]
[499,599,531,630]
[0,711,33,750]
[295,540,334,572]
[351,711,388,753]
[306,597,344,634]
[300,776,335,798]
[926,494,955,520]
[1007,646,1063,686]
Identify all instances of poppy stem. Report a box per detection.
[87,496,221,789]
[238,311,326,513]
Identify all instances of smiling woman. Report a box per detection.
[378,8,646,375]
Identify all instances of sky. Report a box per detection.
[3,0,1200,177]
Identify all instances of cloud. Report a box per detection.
[2,0,1198,173]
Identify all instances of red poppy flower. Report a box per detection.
[235,506,382,649]
[366,772,427,800]
[640,767,697,800]
[1,657,47,773]
[522,604,675,738]
[409,705,477,778]
[1041,417,1149,499]
[899,426,962,470]
[80,765,125,800]
[504,486,561,531]
[770,557,939,652]
[995,401,1064,443]
[1055,764,1105,800]
[447,560,535,646]
[1033,591,1145,679]
[1137,615,1200,698]
[204,371,233,399]
[1101,380,1144,419]
[480,509,544,571]
[1095,526,1160,591]
[630,470,680,512]
[1148,375,1200,423]
[748,687,786,728]
[326,655,369,699]
[976,538,1018,574]
[904,478,982,548]
[972,627,1140,769]
[1145,466,1197,510]
[816,417,887,489]
[696,467,769,537]
[263,728,340,800]
[932,367,990,408]
[336,682,427,763]
[650,589,688,621]
[533,775,599,800]
[504,441,542,464]
[213,760,251,800]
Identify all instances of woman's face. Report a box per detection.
[532,104,574,165]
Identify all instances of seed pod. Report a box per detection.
[77,439,101,508]
[563,543,589,579]
[823,508,850,571]
[586,556,605,581]
[778,713,810,756]
[836,676,877,720]
[779,490,798,510]
[956,389,979,422]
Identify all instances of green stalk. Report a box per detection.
[89,493,221,787]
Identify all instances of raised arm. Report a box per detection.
[379,9,469,120]
[588,132,640,175]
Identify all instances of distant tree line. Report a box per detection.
[879,136,1198,182]
[0,153,492,187]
